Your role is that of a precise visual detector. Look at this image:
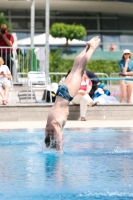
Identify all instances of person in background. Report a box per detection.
[109,43,116,52]
[119,49,133,103]
[0,24,14,75]
[44,36,100,151]
[72,71,97,121]
[0,57,12,105]
[0,84,5,104]
[59,69,71,86]
[86,70,101,98]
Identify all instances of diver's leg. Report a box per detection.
[64,36,100,97]
[72,45,88,67]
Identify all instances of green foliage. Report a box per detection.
[0,12,12,32]
[50,23,67,38]
[17,50,31,73]
[17,49,120,82]
[67,24,86,41]
[49,50,73,72]
[86,60,120,76]
[50,23,86,50]
[49,50,120,76]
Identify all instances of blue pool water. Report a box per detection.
[0,128,133,200]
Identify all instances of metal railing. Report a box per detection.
[0,47,110,85]
[16,72,109,87]
[0,46,126,94]
[49,72,109,88]
[109,73,121,96]
[2,47,133,104]
[0,47,40,83]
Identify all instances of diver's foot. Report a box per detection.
[86,36,100,51]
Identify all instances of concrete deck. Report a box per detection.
[0,103,133,121]
[0,120,133,129]
[0,85,133,124]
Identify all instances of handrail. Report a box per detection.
[109,73,120,88]
[91,77,133,81]
[110,73,120,77]
[16,72,110,85]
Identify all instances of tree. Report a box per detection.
[0,12,12,32]
[50,23,86,50]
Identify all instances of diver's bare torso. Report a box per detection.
[47,96,69,130]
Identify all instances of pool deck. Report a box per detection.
[0,85,133,129]
[0,120,132,129]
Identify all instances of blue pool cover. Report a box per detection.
[0,127,133,200]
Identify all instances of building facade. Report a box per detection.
[1,0,133,50]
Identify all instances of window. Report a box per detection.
[50,18,87,27]
[12,19,29,29]
[50,11,97,17]
[16,32,30,40]
[11,10,27,16]
[50,18,97,31]
[86,19,97,30]
[119,34,133,50]
[101,19,118,30]
[0,10,8,15]
[118,17,133,30]
[102,34,120,51]
[35,19,45,30]
[101,13,117,17]
[36,10,45,16]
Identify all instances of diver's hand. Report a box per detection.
[56,140,63,152]
[56,132,63,152]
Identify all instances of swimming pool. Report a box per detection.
[0,127,133,200]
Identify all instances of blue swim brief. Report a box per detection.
[56,85,73,101]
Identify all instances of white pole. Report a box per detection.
[31,0,35,70]
[45,0,50,84]
[31,0,35,48]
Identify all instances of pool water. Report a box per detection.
[0,128,133,200]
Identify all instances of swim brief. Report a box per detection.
[124,80,133,85]
[56,85,73,101]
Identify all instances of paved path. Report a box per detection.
[0,120,132,129]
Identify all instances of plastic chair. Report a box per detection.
[28,71,52,103]
[18,90,37,103]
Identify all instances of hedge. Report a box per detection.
[49,50,120,76]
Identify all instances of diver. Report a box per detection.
[45,36,100,151]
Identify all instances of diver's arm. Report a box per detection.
[56,132,63,152]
